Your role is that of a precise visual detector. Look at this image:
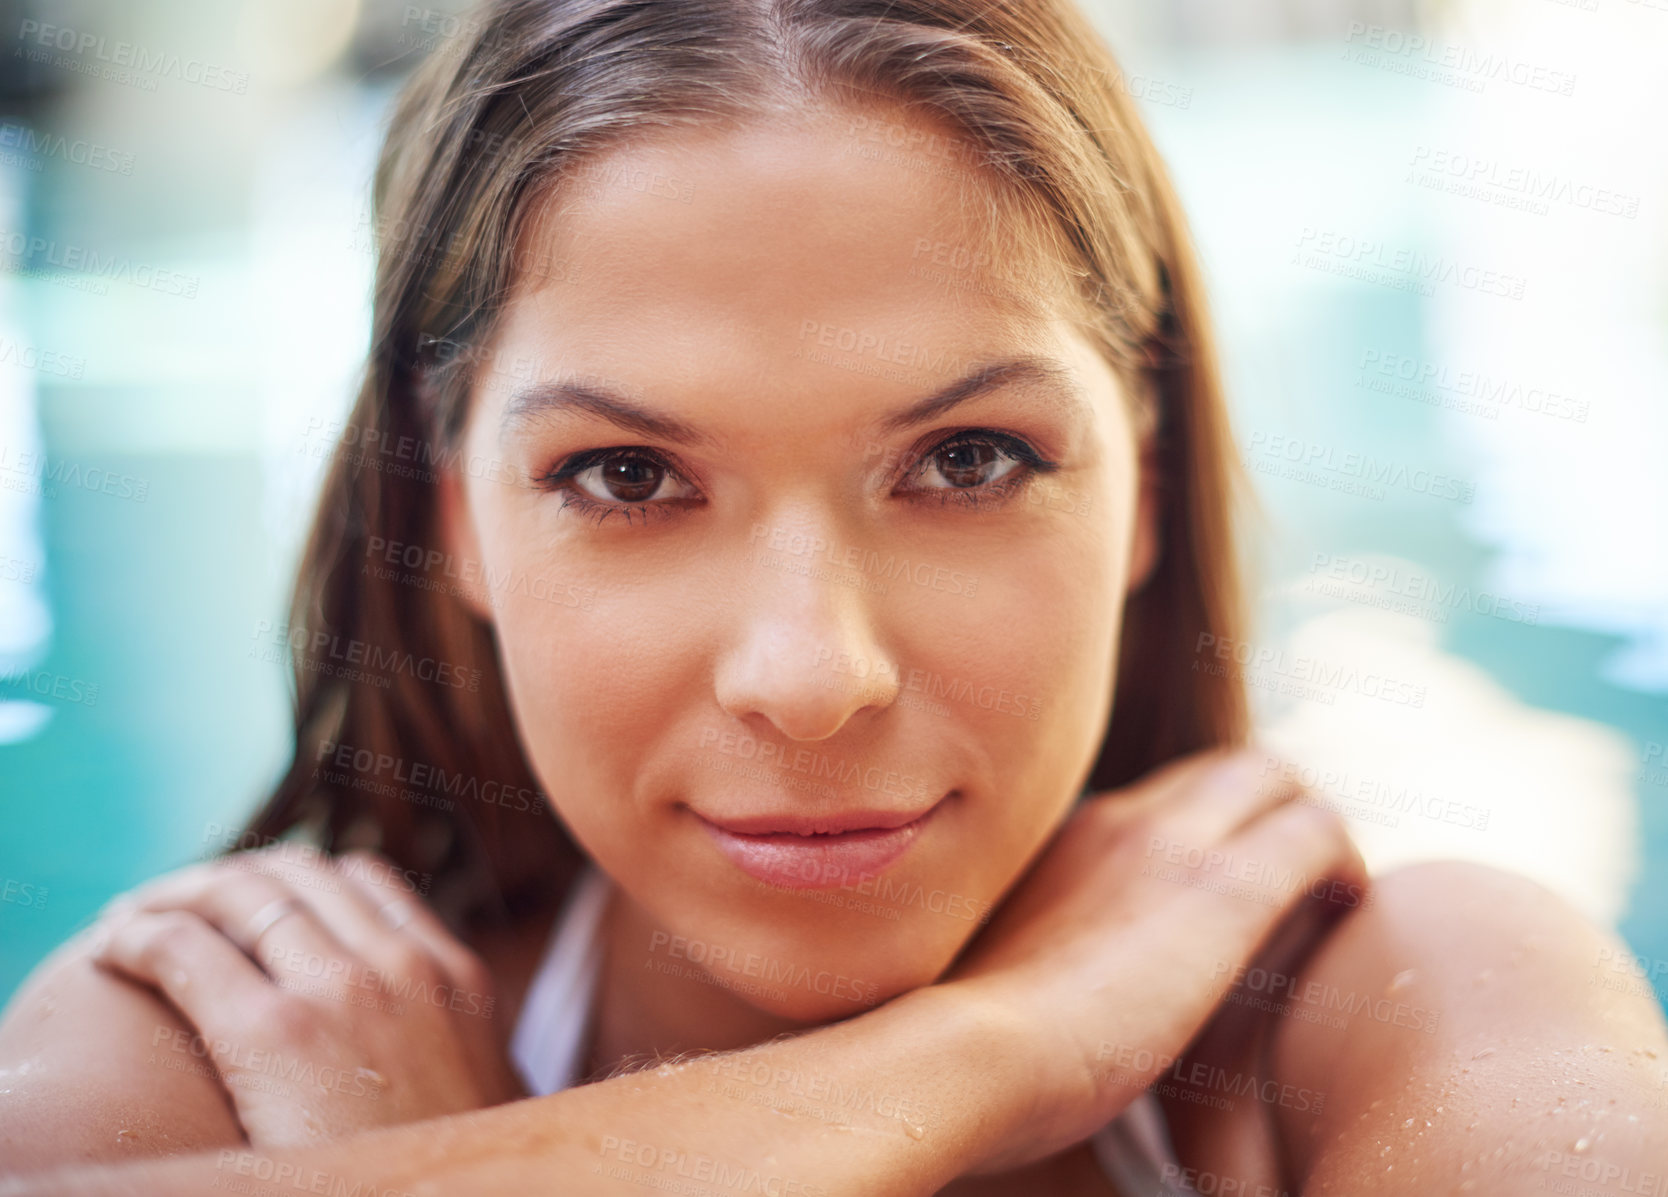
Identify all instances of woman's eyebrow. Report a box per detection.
[498,355,1083,447]
[500,381,714,448]
[876,355,1086,433]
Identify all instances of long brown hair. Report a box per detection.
[241,0,1247,930]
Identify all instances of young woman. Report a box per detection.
[2,0,1664,1193]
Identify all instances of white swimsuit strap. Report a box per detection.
[1089,1092,1194,1193]
[508,866,1190,1190]
[509,866,613,1097]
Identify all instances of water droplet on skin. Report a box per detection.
[903,1122,926,1141]
[1573,1136,1592,1153]
[1387,969,1417,993]
[1472,1048,1497,1060]
[356,1067,386,1087]
[1402,1118,1415,1129]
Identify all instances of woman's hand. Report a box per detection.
[87,844,525,1146]
[943,746,1369,1174]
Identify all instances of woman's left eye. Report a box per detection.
[535,447,699,524]
[900,432,1053,501]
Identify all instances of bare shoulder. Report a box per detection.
[1270,860,1668,1193]
[0,925,243,1174]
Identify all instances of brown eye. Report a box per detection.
[908,436,1026,493]
[935,442,1001,488]
[596,454,664,502]
[563,449,698,507]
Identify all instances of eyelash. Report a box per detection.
[531,429,1059,526]
[896,430,1059,510]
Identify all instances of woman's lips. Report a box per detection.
[695,800,945,890]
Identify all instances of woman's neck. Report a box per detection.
[584,881,810,1079]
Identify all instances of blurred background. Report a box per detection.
[1,0,1664,1013]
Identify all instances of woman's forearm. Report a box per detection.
[2,982,1032,1197]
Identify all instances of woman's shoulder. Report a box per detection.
[0,925,245,1170]
[1265,860,1668,1185]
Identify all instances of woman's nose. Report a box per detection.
[713,523,899,742]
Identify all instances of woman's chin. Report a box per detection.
[717,942,959,1025]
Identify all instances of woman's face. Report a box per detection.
[443,104,1154,1021]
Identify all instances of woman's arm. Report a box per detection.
[0,749,1367,1193]
[5,980,1029,1197]
[1272,861,1668,1194]
[0,929,245,1169]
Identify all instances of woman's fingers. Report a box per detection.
[331,853,495,1003]
[1180,800,1368,955]
[91,909,275,1064]
[124,868,353,988]
[1153,749,1305,845]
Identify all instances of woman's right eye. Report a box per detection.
[536,447,700,522]
[571,452,695,503]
